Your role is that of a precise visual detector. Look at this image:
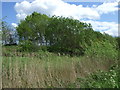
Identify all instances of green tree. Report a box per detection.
[16,12,118,56]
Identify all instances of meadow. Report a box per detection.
[2,46,118,88]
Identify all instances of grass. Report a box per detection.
[2,46,117,88]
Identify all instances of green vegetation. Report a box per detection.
[2,46,118,88]
[2,12,119,88]
[70,64,119,88]
[16,12,118,56]
[85,41,118,60]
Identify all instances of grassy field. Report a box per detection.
[2,46,117,88]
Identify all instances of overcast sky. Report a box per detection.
[2,0,119,36]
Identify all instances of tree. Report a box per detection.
[16,12,118,56]
[17,12,49,46]
[2,21,16,45]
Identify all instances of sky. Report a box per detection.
[2,0,119,36]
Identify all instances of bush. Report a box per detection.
[39,46,47,52]
[18,40,39,52]
[76,64,119,88]
[85,41,118,60]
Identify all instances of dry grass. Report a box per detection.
[2,46,115,88]
[2,53,115,88]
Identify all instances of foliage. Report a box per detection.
[18,40,39,52]
[69,64,119,88]
[85,41,118,60]
[116,37,120,51]
[17,12,49,45]
[16,12,118,56]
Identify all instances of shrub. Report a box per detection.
[18,40,39,52]
[85,41,118,60]
[76,64,119,88]
[39,46,47,52]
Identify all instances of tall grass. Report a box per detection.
[2,46,115,88]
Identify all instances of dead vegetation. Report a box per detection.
[2,51,115,88]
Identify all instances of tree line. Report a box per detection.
[2,12,119,56]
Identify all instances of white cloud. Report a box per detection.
[14,0,118,36]
[96,2,118,14]
[14,0,118,20]
[82,20,118,36]
[14,0,100,20]
[11,23,18,28]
